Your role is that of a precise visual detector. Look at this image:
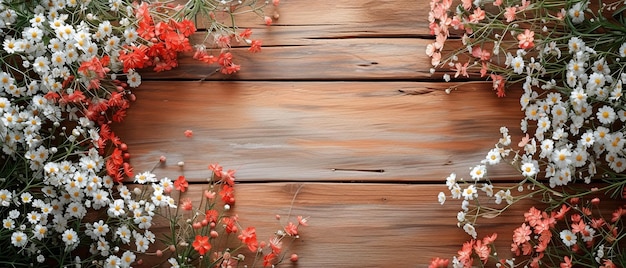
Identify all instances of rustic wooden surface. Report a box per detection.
[111,0,596,266]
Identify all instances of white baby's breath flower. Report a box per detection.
[463,223,477,239]
[437,192,446,205]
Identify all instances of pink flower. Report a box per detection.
[461,0,472,10]
[513,223,531,245]
[560,256,572,268]
[517,29,535,50]
[504,7,517,22]
[469,7,485,23]
[453,61,469,78]
[471,47,491,61]
[184,129,193,137]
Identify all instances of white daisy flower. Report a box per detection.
[511,56,524,74]
[11,231,28,247]
[597,105,616,124]
[560,229,577,247]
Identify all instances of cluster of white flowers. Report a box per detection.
[434,0,626,239]
[0,0,176,265]
[3,154,177,265]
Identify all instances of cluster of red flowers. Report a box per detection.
[118,2,196,73]
[44,53,135,183]
[192,27,263,75]
[166,162,307,267]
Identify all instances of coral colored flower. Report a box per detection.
[221,169,236,186]
[457,240,473,264]
[469,7,485,23]
[220,184,235,205]
[239,28,253,39]
[554,204,571,220]
[263,252,276,267]
[490,73,505,97]
[517,29,535,49]
[205,209,218,223]
[209,163,223,177]
[174,175,188,192]
[504,6,517,22]
[238,227,258,252]
[473,240,491,263]
[181,198,193,211]
[560,256,572,268]
[249,40,262,53]
[471,47,491,61]
[611,207,624,223]
[222,216,238,234]
[453,61,469,78]
[192,235,211,255]
[513,223,531,245]
[428,257,449,268]
[269,236,282,253]
[284,222,298,236]
[482,233,497,244]
[297,216,308,226]
[184,129,193,137]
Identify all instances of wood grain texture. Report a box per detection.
[114,81,523,183]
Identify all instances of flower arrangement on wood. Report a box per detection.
[132,161,307,267]
[0,0,279,266]
[428,0,626,267]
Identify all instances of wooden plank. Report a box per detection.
[139,38,430,81]
[138,182,534,267]
[194,0,429,38]
[113,81,523,183]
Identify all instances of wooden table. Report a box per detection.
[113,0,546,266]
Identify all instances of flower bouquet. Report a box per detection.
[0,0,302,266]
[428,0,626,266]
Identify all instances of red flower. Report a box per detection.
[284,222,298,236]
[428,258,449,268]
[238,227,258,252]
[222,216,238,234]
[192,235,211,255]
[209,163,223,178]
[222,169,236,186]
[263,252,276,267]
[221,63,240,75]
[174,19,196,37]
[239,28,253,39]
[118,45,149,73]
[181,198,193,211]
[220,184,235,205]
[205,209,218,223]
[249,40,262,53]
[184,129,193,137]
[174,175,188,192]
